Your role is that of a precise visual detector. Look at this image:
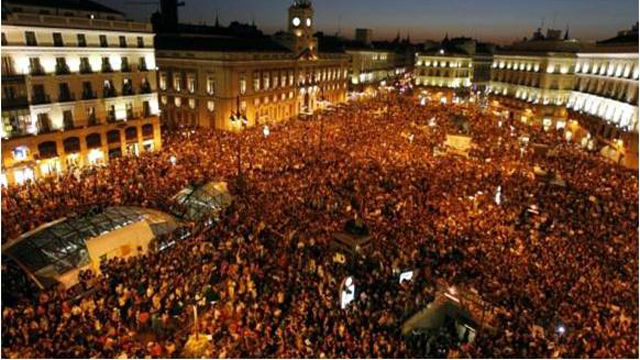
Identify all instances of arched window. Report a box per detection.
[38,141,58,159]
[86,133,102,149]
[107,130,121,144]
[125,126,137,141]
[63,137,80,153]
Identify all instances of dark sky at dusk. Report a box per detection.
[105,0,637,44]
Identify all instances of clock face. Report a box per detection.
[292,17,301,27]
[306,18,312,27]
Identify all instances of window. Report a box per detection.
[12,146,29,161]
[121,57,130,72]
[206,77,215,95]
[77,34,87,47]
[263,72,270,90]
[126,103,134,119]
[160,73,167,90]
[63,110,74,129]
[122,78,133,96]
[55,57,69,75]
[207,100,215,112]
[29,58,44,75]
[189,98,196,109]
[58,83,72,101]
[99,34,108,47]
[119,35,127,48]
[101,57,112,73]
[80,57,91,74]
[239,73,246,95]
[187,75,196,93]
[2,57,15,75]
[140,77,151,93]
[87,106,97,125]
[173,73,182,92]
[253,72,260,91]
[53,32,63,46]
[2,33,7,46]
[138,57,147,71]
[25,31,37,46]
[107,105,116,122]
[32,84,47,104]
[82,81,95,100]
[143,101,151,116]
[137,36,144,48]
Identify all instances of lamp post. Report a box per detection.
[230,95,247,176]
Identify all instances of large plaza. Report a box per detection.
[1,0,638,358]
[2,89,638,358]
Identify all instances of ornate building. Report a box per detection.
[155,0,349,131]
[487,25,639,166]
[414,36,495,99]
[1,0,161,186]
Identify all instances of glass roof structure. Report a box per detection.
[171,181,233,222]
[2,207,179,281]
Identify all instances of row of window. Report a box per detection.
[492,60,542,72]
[3,101,153,138]
[2,31,146,48]
[159,83,345,112]
[575,77,638,104]
[575,61,639,79]
[28,77,152,105]
[2,56,149,77]
[160,67,348,96]
[418,69,471,77]
[416,60,471,68]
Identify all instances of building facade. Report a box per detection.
[415,49,473,89]
[346,49,399,87]
[156,0,349,131]
[487,28,639,134]
[1,0,161,186]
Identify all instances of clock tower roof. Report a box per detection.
[292,0,312,9]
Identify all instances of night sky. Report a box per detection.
[105,0,637,44]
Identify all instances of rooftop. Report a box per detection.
[3,0,123,15]
[155,34,293,53]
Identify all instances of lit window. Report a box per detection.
[189,98,195,109]
[207,100,215,112]
[12,146,29,161]
[207,77,215,95]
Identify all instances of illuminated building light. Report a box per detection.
[88,149,105,165]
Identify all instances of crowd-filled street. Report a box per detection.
[1,92,638,358]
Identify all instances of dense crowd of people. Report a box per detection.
[1,91,638,358]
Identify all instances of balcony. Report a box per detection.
[138,64,148,72]
[87,117,100,127]
[122,87,135,96]
[79,66,93,75]
[2,96,29,110]
[140,84,152,94]
[29,66,46,76]
[82,90,98,100]
[102,65,114,74]
[121,64,132,73]
[58,92,76,103]
[32,94,51,105]
[103,88,117,98]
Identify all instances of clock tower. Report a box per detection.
[286,0,317,55]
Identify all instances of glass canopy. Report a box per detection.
[170,181,233,222]
[2,207,179,280]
